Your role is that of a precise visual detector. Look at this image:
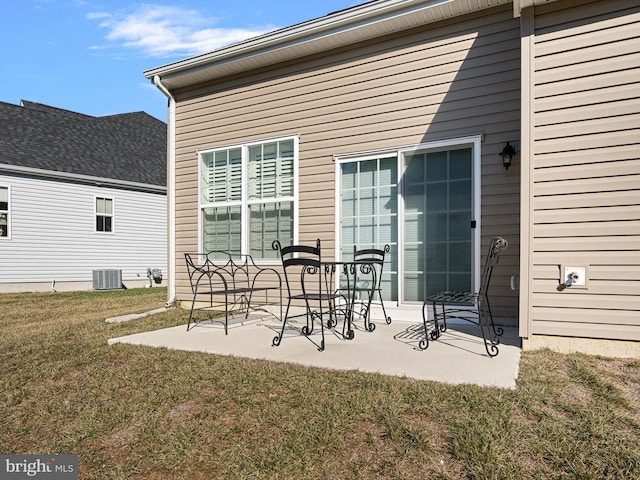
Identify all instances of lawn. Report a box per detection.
[1,288,638,479]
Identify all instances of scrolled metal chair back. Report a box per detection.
[272,239,322,297]
[352,244,390,290]
[479,237,508,297]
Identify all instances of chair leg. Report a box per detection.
[274,300,325,352]
[187,289,204,331]
[272,301,292,347]
[326,296,337,329]
[419,301,442,350]
[437,302,448,333]
[362,291,375,333]
[484,297,504,339]
[478,323,500,357]
[377,289,391,324]
[223,294,229,335]
[478,299,500,357]
[301,303,325,351]
[419,301,430,350]
[187,294,197,331]
[342,292,356,340]
[319,301,325,351]
[316,308,325,352]
[301,304,314,335]
[244,292,251,319]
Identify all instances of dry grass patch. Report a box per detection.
[1,288,639,479]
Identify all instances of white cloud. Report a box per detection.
[87,12,110,21]
[88,4,277,58]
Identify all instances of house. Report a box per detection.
[0,100,167,292]
[144,0,640,357]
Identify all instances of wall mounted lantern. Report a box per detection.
[500,142,517,170]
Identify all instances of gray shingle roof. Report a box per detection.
[0,100,167,187]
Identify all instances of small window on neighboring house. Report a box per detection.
[96,197,113,233]
[0,186,9,238]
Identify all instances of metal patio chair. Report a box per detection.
[420,236,508,357]
[348,244,392,332]
[272,238,339,352]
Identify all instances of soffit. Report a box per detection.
[144,0,512,90]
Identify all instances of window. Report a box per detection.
[96,197,114,233]
[199,137,297,259]
[0,186,9,238]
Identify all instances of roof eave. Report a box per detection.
[144,0,512,90]
[0,164,166,194]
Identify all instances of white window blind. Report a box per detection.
[248,139,294,200]
[201,148,242,204]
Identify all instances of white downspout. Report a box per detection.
[153,75,177,307]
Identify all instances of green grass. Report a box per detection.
[1,288,638,479]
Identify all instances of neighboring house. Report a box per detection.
[145,0,639,356]
[0,100,167,292]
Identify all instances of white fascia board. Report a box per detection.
[144,0,477,88]
[144,0,427,75]
[0,163,166,194]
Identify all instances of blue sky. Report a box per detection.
[2,1,360,121]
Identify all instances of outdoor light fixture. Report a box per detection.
[500,142,517,170]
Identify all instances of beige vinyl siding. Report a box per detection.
[172,4,521,319]
[528,0,640,340]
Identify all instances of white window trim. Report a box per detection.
[198,135,299,262]
[95,195,115,234]
[0,185,10,240]
[334,135,482,311]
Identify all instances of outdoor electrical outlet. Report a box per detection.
[561,265,588,288]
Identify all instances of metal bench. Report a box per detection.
[184,252,282,334]
[420,236,508,357]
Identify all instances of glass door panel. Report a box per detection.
[339,157,398,302]
[402,147,473,302]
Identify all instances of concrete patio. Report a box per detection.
[109,313,521,389]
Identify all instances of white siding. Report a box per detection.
[0,173,166,286]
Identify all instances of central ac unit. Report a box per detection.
[92,269,123,290]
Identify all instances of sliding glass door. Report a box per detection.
[338,139,478,306]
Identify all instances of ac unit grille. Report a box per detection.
[93,270,123,290]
